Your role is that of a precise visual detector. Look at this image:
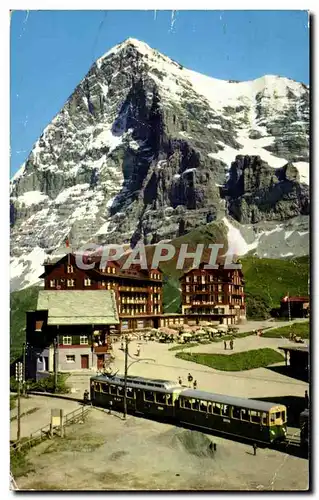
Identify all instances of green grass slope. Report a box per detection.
[10,286,39,362]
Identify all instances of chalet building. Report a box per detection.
[280,296,309,318]
[39,252,163,332]
[180,263,246,325]
[26,290,119,377]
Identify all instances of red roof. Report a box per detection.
[281,296,309,303]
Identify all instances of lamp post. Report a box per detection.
[123,336,155,420]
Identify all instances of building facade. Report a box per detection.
[39,252,163,332]
[26,289,119,377]
[180,263,246,325]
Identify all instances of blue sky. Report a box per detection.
[10,10,309,177]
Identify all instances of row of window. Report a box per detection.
[49,278,92,288]
[62,335,88,345]
[150,273,161,280]
[93,382,173,405]
[185,296,225,304]
[180,398,285,425]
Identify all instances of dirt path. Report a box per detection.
[16,408,309,491]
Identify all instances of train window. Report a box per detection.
[192,399,200,411]
[110,385,117,395]
[166,394,173,406]
[222,405,231,417]
[144,391,154,402]
[126,387,134,399]
[232,406,241,419]
[270,414,276,424]
[250,410,261,424]
[199,401,208,412]
[262,412,268,425]
[241,409,250,421]
[183,398,192,409]
[207,403,213,414]
[281,411,286,422]
[275,412,281,419]
[94,382,101,392]
[212,403,221,415]
[155,393,166,404]
[101,383,109,393]
[118,386,124,396]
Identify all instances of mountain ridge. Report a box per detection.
[10,38,309,291]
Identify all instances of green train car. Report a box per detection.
[90,374,287,444]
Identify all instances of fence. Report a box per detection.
[10,404,91,454]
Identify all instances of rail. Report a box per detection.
[10,404,91,453]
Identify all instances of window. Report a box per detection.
[241,409,250,421]
[192,399,200,411]
[199,400,208,412]
[183,398,192,409]
[262,412,268,425]
[112,267,116,274]
[126,387,134,399]
[270,414,276,424]
[63,336,72,345]
[218,295,223,303]
[218,284,223,291]
[186,276,190,282]
[186,285,190,292]
[66,355,75,363]
[107,267,111,273]
[281,411,286,422]
[110,385,117,395]
[67,265,74,273]
[67,279,74,287]
[222,405,231,417]
[250,410,261,424]
[101,383,109,394]
[94,382,101,392]
[193,276,198,282]
[84,278,91,286]
[275,411,281,419]
[80,335,88,345]
[232,407,241,419]
[166,394,173,406]
[50,279,55,288]
[118,386,124,396]
[212,403,222,415]
[155,393,166,404]
[144,391,154,402]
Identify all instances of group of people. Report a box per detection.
[224,339,234,350]
[178,373,198,390]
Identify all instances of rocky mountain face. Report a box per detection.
[10,38,309,290]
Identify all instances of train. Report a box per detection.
[90,374,289,445]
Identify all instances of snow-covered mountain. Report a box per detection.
[10,38,309,291]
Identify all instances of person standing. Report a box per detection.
[136,346,141,357]
[224,340,227,350]
[305,390,309,408]
[178,377,183,386]
[193,380,198,390]
[230,339,234,350]
[253,443,257,456]
[187,373,193,387]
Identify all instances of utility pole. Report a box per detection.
[122,337,155,420]
[22,343,26,396]
[54,335,59,393]
[123,336,129,420]
[288,293,291,323]
[15,362,23,441]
